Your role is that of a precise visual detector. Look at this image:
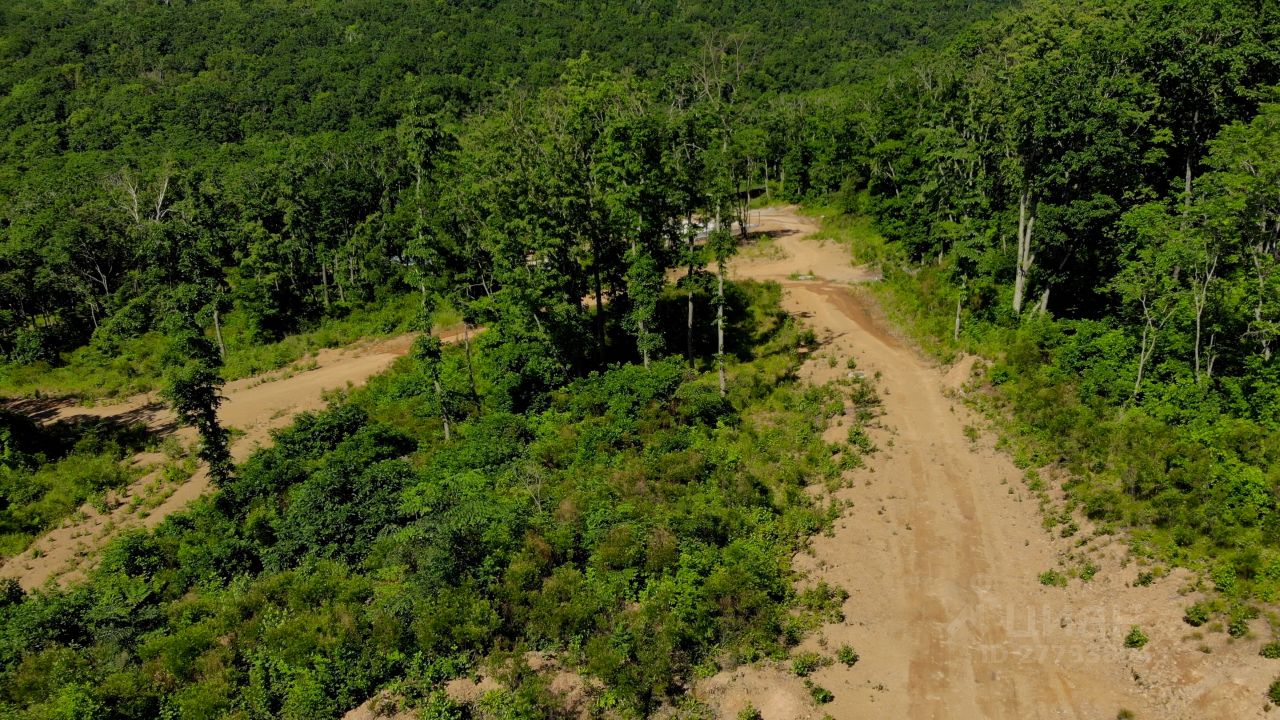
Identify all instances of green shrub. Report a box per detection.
[804,679,834,704]
[846,425,875,453]
[1124,626,1148,649]
[1039,570,1068,587]
[1227,604,1259,638]
[1269,677,1280,704]
[1184,602,1211,627]
[737,704,763,720]
[796,582,848,625]
[1259,642,1280,659]
[836,644,859,667]
[792,652,823,677]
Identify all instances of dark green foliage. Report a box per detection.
[1184,602,1212,627]
[270,454,414,569]
[0,0,1012,396]
[162,328,232,484]
[804,679,834,704]
[0,413,150,555]
[0,287,863,717]
[1260,642,1280,659]
[476,322,573,414]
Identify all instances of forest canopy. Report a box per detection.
[4,0,1280,716]
[0,0,1012,378]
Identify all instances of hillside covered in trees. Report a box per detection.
[0,0,1011,381]
[3,0,1280,716]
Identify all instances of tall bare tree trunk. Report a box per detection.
[717,269,726,397]
[434,378,450,441]
[212,306,226,359]
[1253,253,1272,360]
[687,228,696,365]
[1134,320,1153,396]
[631,237,650,369]
[593,261,605,359]
[1206,333,1217,380]
[1013,191,1036,315]
[463,322,479,403]
[1131,293,1174,398]
[1184,110,1198,214]
[1185,156,1194,209]
[1192,253,1218,383]
[687,290,695,362]
[639,321,650,368]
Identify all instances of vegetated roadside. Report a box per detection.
[0,297,460,401]
[827,198,1280,602]
[0,331,432,590]
[696,206,1280,719]
[0,277,875,719]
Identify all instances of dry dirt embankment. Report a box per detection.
[0,331,450,590]
[698,206,1273,720]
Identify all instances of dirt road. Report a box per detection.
[1,332,428,589]
[700,206,1273,719]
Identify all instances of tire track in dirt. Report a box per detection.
[698,206,1275,719]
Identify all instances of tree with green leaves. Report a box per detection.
[413,333,454,441]
[161,292,232,485]
[707,228,737,396]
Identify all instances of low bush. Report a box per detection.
[1184,602,1212,627]
[792,652,824,677]
[836,645,860,667]
[1124,626,1149,649]
[1039,569,1068,587]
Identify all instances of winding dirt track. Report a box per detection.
[0,333,434,589]
[701,206,1270,720]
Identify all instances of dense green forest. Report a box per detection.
[0,0,986,717]
[4,0,1280,716]
[0,0,1010,389]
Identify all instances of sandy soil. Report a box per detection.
[697,206,1276,719]
[0,331,454,590]
[734,207,880,286]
